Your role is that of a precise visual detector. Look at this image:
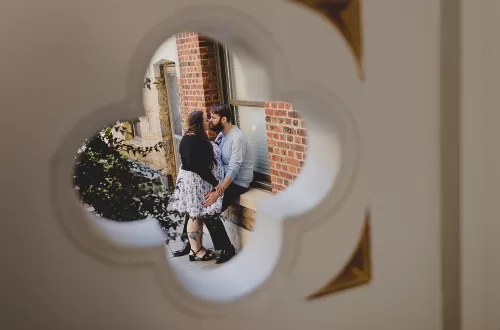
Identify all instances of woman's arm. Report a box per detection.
[184,142,219,188]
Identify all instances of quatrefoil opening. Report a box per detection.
[50,4,360,316]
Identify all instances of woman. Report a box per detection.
[172,110,224,261]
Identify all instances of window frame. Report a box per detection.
[131,120,142,139]
[215,44,272,192]
[162,63,183,171]
[122,120,141,141]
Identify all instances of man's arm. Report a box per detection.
[219,136,246,190]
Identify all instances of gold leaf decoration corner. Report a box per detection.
[290,0,364,80]
[306,209,371,300]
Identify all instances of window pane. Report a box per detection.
[235,106,270,176]
[133,121,142,137]
[173,135,182,170]
[166,72,182,136]
[229,52,270,102]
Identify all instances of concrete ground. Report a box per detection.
[85,207,245,272]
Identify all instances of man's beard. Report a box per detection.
[210,122,224,132]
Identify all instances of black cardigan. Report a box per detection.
[179,135,218,187]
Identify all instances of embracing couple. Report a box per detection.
[171,104,253,264]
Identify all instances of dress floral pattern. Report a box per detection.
[172,141,224,218]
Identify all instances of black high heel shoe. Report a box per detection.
[215,245,236,264]
[189,247,216,262]
[172,242,190,257]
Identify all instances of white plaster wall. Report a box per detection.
[141,36,179,139]
[149,36,181,78]
[142,87,161,141]
[136,36,180,171]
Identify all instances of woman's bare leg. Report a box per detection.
[187,217,207,257]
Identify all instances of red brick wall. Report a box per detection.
[174,34,308,191]
[176,32,220,133]
[265,102,307,194]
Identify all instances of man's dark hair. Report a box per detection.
[211,104,232,124]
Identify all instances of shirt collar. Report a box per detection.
[215,132,224,145]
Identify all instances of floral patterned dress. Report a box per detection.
[172,141,224,218]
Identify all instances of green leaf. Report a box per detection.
[72,124,180,240]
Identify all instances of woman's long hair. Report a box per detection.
[186,110,206,139]
[185,110,216,168]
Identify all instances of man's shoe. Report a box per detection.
[215,246,236,264]
[172,243,190,257]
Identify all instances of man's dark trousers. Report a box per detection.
[178,183,248,251]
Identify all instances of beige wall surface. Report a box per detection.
[0,0,452,329]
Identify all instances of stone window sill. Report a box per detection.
[234,188,272,212]
[124,137,143,147]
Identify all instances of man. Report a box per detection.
[172,104,254,264]
[204,104,254,210]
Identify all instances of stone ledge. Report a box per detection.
[237,188,272,211]
[222,188,272,231]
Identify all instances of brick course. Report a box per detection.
[265,102,307,194]
[176,32,220,136]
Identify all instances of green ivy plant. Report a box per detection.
[144,78,153,90]
[144,77,165,90]
[73,124,222,243]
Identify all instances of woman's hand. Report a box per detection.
[203,190,222,207]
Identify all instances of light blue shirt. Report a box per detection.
[217,126,254,188]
